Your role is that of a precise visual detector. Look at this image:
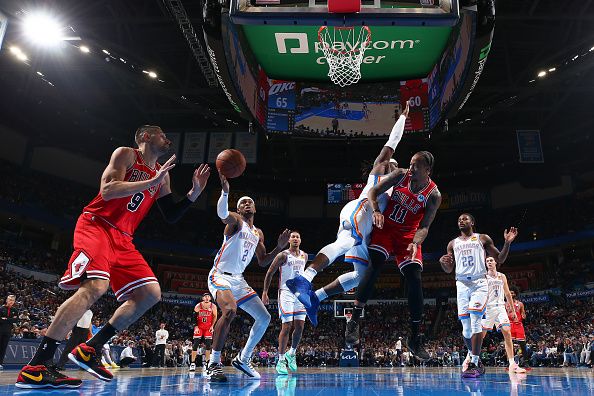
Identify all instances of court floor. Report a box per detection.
[1,366,592,395]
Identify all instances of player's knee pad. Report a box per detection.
[461,318,472,339]
[470,314,483,334]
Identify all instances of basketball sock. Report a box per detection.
[288,347,296,355]
[509,358,516,366]
[302,268,317,282]
[279,353,285,360]
[471,355,479,365]
[86,323,117,350]
[210,350,221,364]
[315,288,328,302]
[29,336,60,366]
[403,265,423,336]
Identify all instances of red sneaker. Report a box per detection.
[68,343,113,381]
[15,364,82,389]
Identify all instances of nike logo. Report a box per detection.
[22,372,43,382]
[77,347,91,362]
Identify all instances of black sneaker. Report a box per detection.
[406,335,430,361]
[345,319,360,345]
[68,343,113,382]
[15,364,82,389]
[206,362,227,382]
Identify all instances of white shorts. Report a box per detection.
[339,198,373,246]
[278,289,306,323]
[482,305,511,331]
[208,268,258,306]
[456,277,488,320]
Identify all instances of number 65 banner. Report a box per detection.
[267,80,296,110]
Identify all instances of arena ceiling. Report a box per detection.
[0,0,593,190]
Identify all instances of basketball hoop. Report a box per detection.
[318,25,371,87]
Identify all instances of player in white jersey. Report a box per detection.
[440,213,518,378]
[206,170,291,382]
[262,231,307,375]
[480,256,525,373]
[286,103,410,326]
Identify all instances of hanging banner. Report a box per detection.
[517,130,544,163]
[207,132,233,163]
[159,132,181,163]
[182,133,207,164]
[234,132,258,164]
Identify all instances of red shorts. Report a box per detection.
[369,228,423,272]
[510,322,526,341]
[193,326,213,339]
[59,213,158,302]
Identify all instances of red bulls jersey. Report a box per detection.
[381,171,437,238]
[196,302,214,328]
[507,300,524,325]
[83,149,161,236]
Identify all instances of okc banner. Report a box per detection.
[207,132,233,163]
[517,130,544,163]
[234,132,258,164]
[182,133,207,164]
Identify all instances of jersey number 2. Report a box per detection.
[127,192,145,212]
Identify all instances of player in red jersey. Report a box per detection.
[507,286,531,368]
[16,125,211,389]
[190,293,218,372]
[345,151,441,360]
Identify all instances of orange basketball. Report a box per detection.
[216,149,246,178]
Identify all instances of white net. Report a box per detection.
[318,25,372,87]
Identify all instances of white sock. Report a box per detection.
[302,268,317,282]
[315,288,328,302]
[471,355,479,365]
[288,347,296,355]
[509,358,516,366]
[279,353,285,360]
[210,350,221,364]
[240,349,251,363]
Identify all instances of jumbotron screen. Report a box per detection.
[327,183,365,204]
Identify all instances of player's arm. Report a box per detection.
[501,274,517,321]
[156,164,211,224]
[209,305,218,332]
[481,227,518,267]
[519,301,526,320]
[368,168,407,229]
[100,148,176,201]
[262,252,287,304]
[439,240,455,273]
[372,102,409,167]
[254,228,291,267]
[215,171,242,230]
[193,303,200,313]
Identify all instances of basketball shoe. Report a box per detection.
[305,290,320,327]
[232,355,261,379]
[189,363,196,371]
[461,362,482,378]
[285,352,298,372]
[286,275,313,308]
[205,362,227,382]
[68,343,113,381]
[15,364,82,389]
[276,358,288,375]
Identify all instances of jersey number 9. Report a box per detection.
[127,192,145,212]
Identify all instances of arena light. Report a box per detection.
[9,46,28,61]
[590,46,594,52]
[537,71,547,78]
[548,67,556,72]
[80,45,90,53]
[102,49,110,55]
[23,12,63,46]
[148,71,157,79]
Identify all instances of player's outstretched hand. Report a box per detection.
[372,211,384,229]
[192,164,211,193]
[277,229,291,250]
[504,227,518,244]
[262,292,269,305]
[218,169,229,193]
[439,253,454,273]
[403,101,410,118]
[152,154,176,186]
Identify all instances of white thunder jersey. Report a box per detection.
[486,272,505,306]
[213,220,260,274]
[359,173,391,205]
[279,249,307,291]
[453,233,487,281]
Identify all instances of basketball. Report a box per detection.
[216,149,246,178]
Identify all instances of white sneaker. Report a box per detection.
[510,363,526,373]
[231,355,261,379]
[462,355,471,372]
[189,363,196,371]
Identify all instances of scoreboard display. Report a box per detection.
[327,183,365,204]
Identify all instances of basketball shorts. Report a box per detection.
[369,229,423,272]
[193,326,213,350]
[207,268,258,306]
[456,277,488,320]
[278,289,306,323]
[482,305,511,331]
[510,323,526,341]
[339,198,373,246]
[59,213,158,302]
[193,325,213,339]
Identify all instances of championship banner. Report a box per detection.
[182,133,207,164]
[207,132,233,163]
[158,132,180,163]
[234,132,258,164]
[517,130,544,163]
